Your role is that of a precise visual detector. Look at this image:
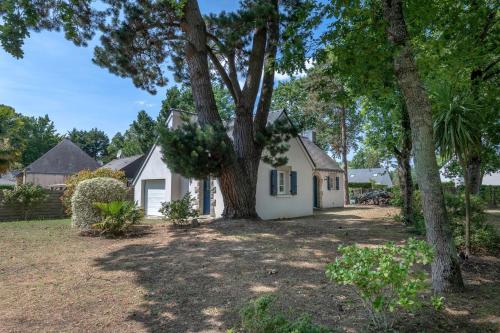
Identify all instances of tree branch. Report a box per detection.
[254,0,279,137]
[207,46,239,102]
[241,26,267,111]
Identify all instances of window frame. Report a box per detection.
[277,170,286,195]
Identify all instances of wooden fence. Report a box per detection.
[0,190,67,222]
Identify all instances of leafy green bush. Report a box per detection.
[236,295,329,333]
[93,200,143,236]
[0,184,15,190]
[325,239,442,330]
[71,177,127,230]
[159,192,198,226]
[62,168,127,215]
[1,183,47,220]
[441,193,499,254]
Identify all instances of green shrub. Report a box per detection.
[325,239,442,330]
[62,168,127,215]
[237,295,329,333]
[159,192,198,225]
[71,177,127,230]
[93,200,143,236]
[0,184,15,190]
[1,183,47,220]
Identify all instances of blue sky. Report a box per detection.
[0,1,240,137]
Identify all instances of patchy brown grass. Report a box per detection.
[0,206,498,333]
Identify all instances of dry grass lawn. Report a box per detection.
[0,206,499,332]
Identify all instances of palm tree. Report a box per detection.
[433,85,482,258]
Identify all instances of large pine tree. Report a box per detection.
[1,0,317,218]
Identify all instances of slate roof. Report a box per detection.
[102,154,145,179]
[348,168,393,187]
[300,136,342,171]
[25,138,99,174]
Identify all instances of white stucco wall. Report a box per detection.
[255,137,314,219]
[211,137,314,220]
[133,145,172,211]
[318,170,345,208]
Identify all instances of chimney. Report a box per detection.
[303,129,317,143]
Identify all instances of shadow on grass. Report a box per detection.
[94,209,499,333]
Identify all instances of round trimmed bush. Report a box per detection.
[71,177,128,230]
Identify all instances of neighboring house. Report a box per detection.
[441,169,500,187]
[102,154,145,182]
[348,168,393,188]
[0,170,18,186]
[301,132,344,209]
[133,110,344,220]
[483,172,500,186]
[17,138,100,187]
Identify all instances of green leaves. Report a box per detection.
[93,200,143,235]
[159,192,198,225]
[325,239,438,330]
[259,117,298,168]
[158,120,233,179]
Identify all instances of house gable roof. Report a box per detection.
[25,138,99,174]
[103,154,145,179]
[300,136,342,172]
[133,109,317,185]
[348,168,393,187]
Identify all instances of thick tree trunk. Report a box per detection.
[181,0,279,219]
[340,107,350,205]
[466,153,482,195]
[394,104,413,224]
[382,0,464,292]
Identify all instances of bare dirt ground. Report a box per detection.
[0,206,498,333]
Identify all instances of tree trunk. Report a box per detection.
[394,103,413,224]
[181,0,279,219]
[340,107,350,205]
[460,158,471,258]
[382,0,464,292]
[466,152,482,195]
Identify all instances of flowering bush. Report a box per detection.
[1,183,47,220]
[71,177,127,230]
[62,168,126,215]
[325,239,443,330]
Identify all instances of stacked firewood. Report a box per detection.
[358,190,392,206]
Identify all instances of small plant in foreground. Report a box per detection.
[1,183,47,220]
[159,192,198,226]
[236,295,329,333]
[325,239,442,330]
[93,200,143,236]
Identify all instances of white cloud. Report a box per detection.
[134,100,154,108]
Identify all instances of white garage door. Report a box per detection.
[144,179,166,216]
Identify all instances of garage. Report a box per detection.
[144,179,166,216]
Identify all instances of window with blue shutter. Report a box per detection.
[270,170,278,196]
[327,176,331,190]
[335,176,340,190]
[290,171,297,195]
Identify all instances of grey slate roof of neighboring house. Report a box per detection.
[300,136,342,171]
[348,168,393,187]
[25,138,100,175]
[102,154,145,179]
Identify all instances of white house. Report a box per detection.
[132,110,344,220]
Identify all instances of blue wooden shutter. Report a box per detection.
[290,171,297,195]
[270,170,278,196]
[327,176,331,190]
